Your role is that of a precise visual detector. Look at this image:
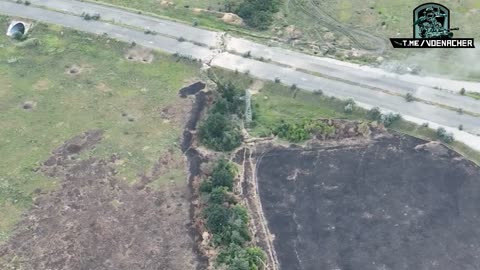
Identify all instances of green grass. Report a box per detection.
[89,0,251,33]
[466,92,480,100]
[0,16,200,242]
[209,67,480,165]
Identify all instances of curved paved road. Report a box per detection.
[1,0,480,151]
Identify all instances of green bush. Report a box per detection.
[210,159,238,191]
[200,180,213,193]
[200,159,265,269]
[218,244,266,270]
[209,187,234,204]
[273,120,336,142]
[236,0,281,30]
[380,113,401,127]
[436,127,454,143]
[367,107,382,121]
[199,113,242,152]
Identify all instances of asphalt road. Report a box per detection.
[1,0,480,150]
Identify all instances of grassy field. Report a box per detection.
[90,0,249,33]
[0,16,200,243]
[210,67,480,165]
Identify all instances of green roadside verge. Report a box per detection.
[209,67,480,166]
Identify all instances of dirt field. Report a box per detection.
[256,133,480,270]
[0,131,199,270]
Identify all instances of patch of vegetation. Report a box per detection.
[199,113,243,152]
[466,91,480,100]
[200,159,238,192]
[366,107,401,127]
[235,0,281,30]
[436,127,455,143]
[273,119,335,142]
[199,79,246,152]
[201,160,266,269]
[208,67,480,164]
[0,17,200,242]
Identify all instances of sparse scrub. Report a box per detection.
[437,127,454,143]
[405,93,415,102]
[313,89,323,95]
[366,107,382,121]
[344,103,353,113]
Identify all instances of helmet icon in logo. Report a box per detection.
[413,3,458,39]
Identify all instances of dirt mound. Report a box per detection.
[125,47,154,63]
[285,25,303,40]
[222,13,244,25]
[65,64,83,75]
[414,141,451,158]
[0,131,198,270]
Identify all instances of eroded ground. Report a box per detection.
[0,130,199,270]
[257,134,480,270]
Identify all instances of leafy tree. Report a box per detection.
[199,113,242,151]
[436,127,454,143]
[236,0,280,30]
[210,159,237,190]
[367,107,382,121]
[209,187,233,204]
[204,204,230,234]
[200,180,213,193]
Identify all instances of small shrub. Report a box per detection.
[344,98,355,106]
[367,107,382,121]
[436,127,454,143]
[313,89,323,95]
[405,93,415,102]
[200,180,213,193]
[380,113,401,127]
[192,20,198,27]
[344,103,353,114]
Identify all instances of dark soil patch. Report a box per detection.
[0,130,199,270]
[179,82,206,98]
[257,134,480,270]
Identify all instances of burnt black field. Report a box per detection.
[257,135,480,270]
